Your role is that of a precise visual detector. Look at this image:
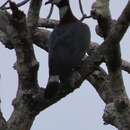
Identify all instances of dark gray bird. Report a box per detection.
[45,0,91,99]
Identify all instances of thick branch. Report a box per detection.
[8,2,39,90]
[23,68,113,112]
[4,3,40,130]
[33,28,50,51]
[87,67,113,103]
[104,0,130,99]
[33,1,130,129]
[122,60,130,74]
[92,1,130,130]
[32,29,130,75]
[38,18,59,28]
[27,0,42,30]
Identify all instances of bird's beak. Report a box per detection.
[45,0,52,5]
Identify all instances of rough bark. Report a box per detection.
[0,0,130,130]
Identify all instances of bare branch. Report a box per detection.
[0,0,9,9]
[32,28,130,76]
[27,0,42,30]
[79,0,91,21]
[89,42,130,74]
[79,0,84,16]
[90,0,130,105]
[33,28,50,51]
[5,3,40,130]
[122,60,130,74]
[87,67,113,103]
[8,0,39,90]
[46,4,54,19]
[1,0,30,10]
[104,0,130,98]
[91,0,111,19]
[22,67,113,113]
[38,18,59,28]
[100,1,130,129]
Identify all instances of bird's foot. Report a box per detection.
[44,81,60,99]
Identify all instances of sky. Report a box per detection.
[0,0,130,130]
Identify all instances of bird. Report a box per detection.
[44,0,91,99]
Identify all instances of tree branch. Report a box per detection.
[0,1,130,130]
[4,2,40,130]
[46,4,54,19]
[122,60,130,74]
[91,1,130,129]
[38,18,59,28]
[104,0,130,98]
[87,67,113,103]
[27,0,42,32]
[0,10,14,49]
[0,0,9,9]
[33,28,50,51]
[1,0,30,10]
[33,30,130,75]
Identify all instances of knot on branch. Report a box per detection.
[103,99,130,128]
[114,97,130,113]
[91,0,111,20]
[91,0,111,38]
[91,13,112,38]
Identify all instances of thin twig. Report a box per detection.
[79,0,85,15]
[1,0,30,10]
[0,0,9,9]
[79,0,91,21]
[46,4,54,19]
